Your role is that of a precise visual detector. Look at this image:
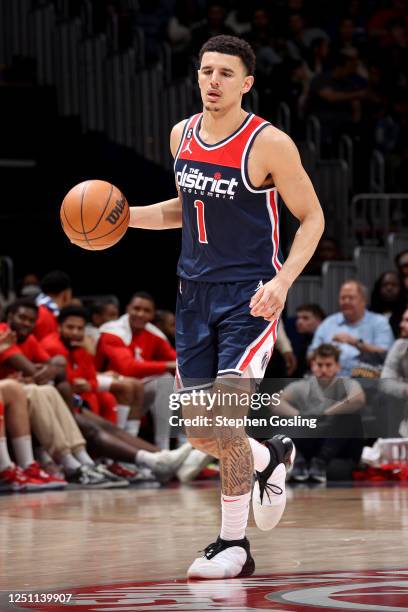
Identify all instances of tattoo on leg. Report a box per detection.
[218,431,253,496]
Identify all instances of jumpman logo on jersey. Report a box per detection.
[182,140,192,155]
[254,280,264,292]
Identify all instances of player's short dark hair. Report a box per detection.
[58,305,88,325]
[313,343,340,362]
[296,304,326,320]
[154,309,173,324]
[90,298,119,317]
[40,270,71,295]
[6,298,38,317]
[199,35,256,76]
[128,291,155,306]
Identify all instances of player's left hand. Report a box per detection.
[249,276,290,321]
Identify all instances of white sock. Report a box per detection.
[11,435,35,469]
[220,491,251,541]
[135,449,157,469]
[60,453,82,474]
[0,437,13,472]
[248,438,270,472]
[116,405,130,429]
[125,419,140,437]
[74,448,94,466]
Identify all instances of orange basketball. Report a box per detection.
[60,180,129,250]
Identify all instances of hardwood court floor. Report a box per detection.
[1,482,408,610]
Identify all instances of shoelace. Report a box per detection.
[260,481,283,504]
[199,540,222,559]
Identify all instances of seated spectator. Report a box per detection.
[381,308,408,403]
[0,298,62,386]
[97,292,176,449]
[44,304,144,435]
[85,298,120,351]
[370,271,406,338]
[278,343,365,482]
[0,378,66,491]
[303,236,342,275]
[309,280,394,376]
[97,292,176,378]
[41,305,118,424]
[153,309,176,346]
[395,250,408,291]
[34,270,73,341]
[286,303,326,376]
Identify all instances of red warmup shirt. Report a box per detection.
[41,332,117,423]
[0,323,50,378]
[33,305,58,341]
[96,328,176,378]
[41,333,98,391]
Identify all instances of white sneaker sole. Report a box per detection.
[252,443,296,531]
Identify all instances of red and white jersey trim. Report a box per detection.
[218,319,278,378]
[193,113,254,150]
[266,191,283,274]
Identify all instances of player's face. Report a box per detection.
[127,298,155,331]
[296,310,320,334]
[311,356,340,381]
[8,307,37,341]
[400,310,408,338]
[102,303,119,322]
[60,316,85,348]
[198,52,253,113]
[161,313,176,340]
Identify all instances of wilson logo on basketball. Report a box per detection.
[106,196,127,225]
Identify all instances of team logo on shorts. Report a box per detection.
[17,570,408,611]
[261,351,270,370]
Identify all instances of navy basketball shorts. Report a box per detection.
[175,278,278,392]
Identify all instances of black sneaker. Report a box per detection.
[187,536,255,579]
[309,457,327,483]
[290,460,309,482]
[252,435,295,531]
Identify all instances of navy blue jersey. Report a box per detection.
[174,112,283,282]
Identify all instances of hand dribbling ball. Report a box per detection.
[60,180,129,250]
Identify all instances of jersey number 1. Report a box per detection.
[194,200,208,244]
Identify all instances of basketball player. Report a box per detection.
[129,35,324,579]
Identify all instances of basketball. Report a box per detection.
[60,180,129,250]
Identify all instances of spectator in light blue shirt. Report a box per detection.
[309,280,394,376]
